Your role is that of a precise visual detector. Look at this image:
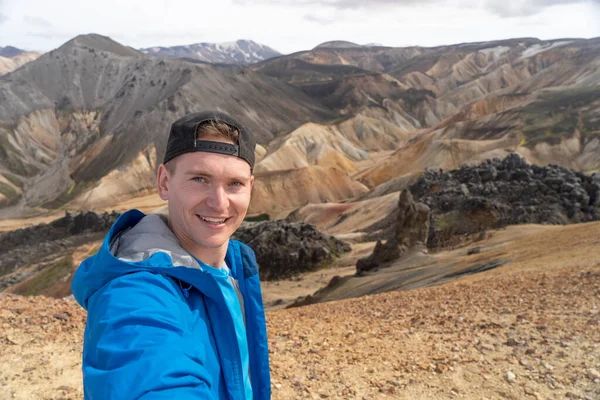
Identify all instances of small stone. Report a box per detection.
[53,313,69,321]
[587,368,600,380]
[557,351,568,358]
[524,386,535,396]
[565,392,581,399]
[520,358,530,367]
[480,343,495,352]
[275,384,282,389]
[505,371,517,383]
[379,386,395,394]
[506,338,520,347]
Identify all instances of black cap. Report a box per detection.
[163,110,256,169]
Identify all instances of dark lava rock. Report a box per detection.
[0,211,121,289]
[409,153,600,248]
[234,220,351,281]
[356,190,430,274]
[1,209,350,289]
[0,210,121,255]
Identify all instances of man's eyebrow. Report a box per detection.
[184,169,250,181]
[184,169,213,177]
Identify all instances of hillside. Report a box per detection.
[0,34,334,217]
[0,52,40,76]
[1,221,598,399]
[1,35,599,218]
[252,37,600,199]
[249,166,369,217]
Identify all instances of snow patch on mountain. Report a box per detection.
[479,45,511,60]
[521,41,573,59]
[140,40,281,65]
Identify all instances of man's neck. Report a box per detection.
[190,243,228,269]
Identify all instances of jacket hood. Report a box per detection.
[72,210,207,309]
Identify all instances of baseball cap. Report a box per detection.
[163,110,256,169]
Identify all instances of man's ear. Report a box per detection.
[157,164,170,201]
[249,175,255,191]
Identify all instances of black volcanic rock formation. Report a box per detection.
[233,220,351,281]
[356,190,430,274]
[0,211,120,291]
[0,211,351,293]
[410,153,600,248]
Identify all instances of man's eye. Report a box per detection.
[193,177,205,183]
[230,181,242,187]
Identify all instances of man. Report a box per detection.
[71,111,270,399]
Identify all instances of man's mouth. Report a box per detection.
[198,215,229,225]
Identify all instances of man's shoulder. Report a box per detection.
[229,239,257,260]
[228,240,259,279]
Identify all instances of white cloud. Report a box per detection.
[0,0,7,25]
[0,0,598,54]
[23,15,54,28]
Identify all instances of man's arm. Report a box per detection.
[83,271,215,399]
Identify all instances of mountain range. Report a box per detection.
[0,34,598,221]
[1,34,599,400]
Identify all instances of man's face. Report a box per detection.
[157,149,254,260]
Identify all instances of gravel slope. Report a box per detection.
[1,222,599,400]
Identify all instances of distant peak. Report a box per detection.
[0,45,26,58]
[60,34,141,57]
[313,41,363,50]
[139,39,280,65]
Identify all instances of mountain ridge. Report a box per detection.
[0,46,26,58]
[140,39,281,65]
[0,34,334,216]
[1,34,599,218]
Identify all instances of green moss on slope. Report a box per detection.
[14,256,75,296]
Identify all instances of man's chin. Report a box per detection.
[193,234,230,250]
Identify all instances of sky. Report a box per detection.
[0,0,599,54]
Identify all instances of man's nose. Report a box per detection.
[206,185,229,211]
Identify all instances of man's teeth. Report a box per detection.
[200,216,227,223]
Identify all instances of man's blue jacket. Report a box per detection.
[71,209,271,399]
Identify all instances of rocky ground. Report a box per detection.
[1,223,599,400]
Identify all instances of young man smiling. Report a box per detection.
[71,111,270,400]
